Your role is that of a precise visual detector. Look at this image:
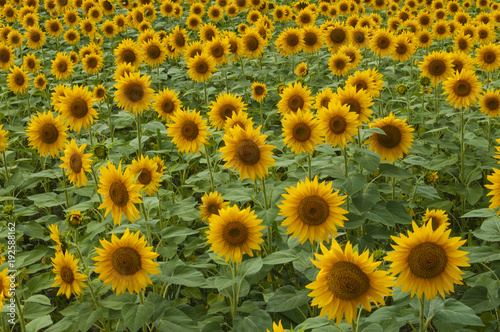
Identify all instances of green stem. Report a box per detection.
[136,113,142,156]
[2,151,10,188]
[203,80,208,106]
[307,153,312,180]
[353,306,363,332]
[460,107,465,183]
[61,168,70,208]
[419,297,426,332]
[230,262,240,321]
[14,292,26,332]
[204,144,214,191]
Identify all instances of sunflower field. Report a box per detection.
[1,0,500,331]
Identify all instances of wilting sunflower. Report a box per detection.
[187,53,217,82]
[422,208,450,231]
[336,84,373,123]
[317,100,360,147]
[93,228,160,295]
[420,51,453,86]
[153,88,181,122]
[208,92,247,130]
[56,85,97,133]
[479,89,500,117]
[51,251,87,299]
[26,111,68,157]
[366,113,414,162]
[200,191,229,221]
[220,125,275,180]
[251,82,267,102]
[385,221,470,300]
[7,66,29,95]
[51,52,74,81]
[307,241,394,325]
[114,39,142,70]
[167,108,211,154]
[0,43,14,70]
[475,43,500,73]
[277,82,313,115]
[0,124,8,152]
[282,109,322,154]
[328,52,352,77]
[206,205,264,263]
[279,176,347,244]
[97,161,142,225]
[128,155,162,196]
[443,69,482,109]
[59,140,93,188]
[114,71,154,114]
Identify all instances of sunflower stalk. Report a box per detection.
[2,151,10,188]
[136,113,143,156]
[307,153,312,180]
[204,144,215,191]
[14,292,26,332]
[419,297,426,332]
[229,261,240,322]
[61,168,71,208]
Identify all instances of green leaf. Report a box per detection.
[433,298,484,329]
[361,324,384,332]
[352,187,380,213]
[24,295,50,306]
[25,315,53,332]
[122,301,155,332]
[162,226,199,239]
[44,317,77,332]
[353,149,381,173]
[162,263,206,287]
[78,307,102,332]
[27,193,60,208]
[473,217,500,242]
[461,286,500,313]
[341,173,366,195]
[233,309,272,332]
[425,154,458,171]
[262,250,297,265]
[101,293,137,310]
[266,286,310,312]
[167,197,199,221]
[153,307,198,332]
[466,245,500,263]
[461,208,497,218]
[238,257,263,277]
[456,183,483,205]
[379,163,411,178]
[403,155,429,166]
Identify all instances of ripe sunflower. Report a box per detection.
[51,52,74,81]
[113,71,154,114]
[128,155,162,196]
[45,18,63,38]
[251,82,267,102]
[82,53,103,74]
[442,69,482,109]
[314,87,335,110]
[208,92,247,130]
[241,27,266,58]
[385,221,470,300]
[206,205,265,263]
[301,25,324,53]
[114,39,142,70]
[93,85,106,102]
[26,111,68,157]
[323,23,350,51]
[307,241,394,325]
[336,84,373,123]
[59,139,93,188]
[479,89,500,117]
[276,27,304,56]
[449,52,475,74]
[422,208,450,231]
[392,33,416,63]
[0,43,14,70]
[369,29,396,57]
[7,65,29,95]
[22,53,40,73]
[317,100,360,147]
[220,125,275,180]
[350,26,370,49]
[366,113,414,162]
[475,43,500,73]
[142,37,166,67]
[282,109,322,154]
[63,29,80,45]
[204,37,230,65]
[345,70,378,98]
[153,88,181,122]
[415,30,433,49]
[279,176,347,244]
[277,81,313,115]
[0,268,12,310]
[328,52,352,76]
[93,228,160,295]
[224,111,254,132]
[0,124,8,152]
[169,26,189,53]
[166,108,211,154]
[57,85,97,133]
[51,251,87,299]
[199,191,229,221]
[186,53,217,82]
[97,161,142,225]
[420,51,453,86]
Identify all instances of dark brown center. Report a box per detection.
[298,195,329,226]
[122,49,136,64]
[327,261,370,300]
[181,120,199,140]
[377,124,402,148]
[109,181,129,207]
[40,123,59,143]
[245,36,259,51]
[60,266,75,284]
[329,28,346,43]
[304,32,317,46]
[126,84,144,102]
[147,45,161,59]
[292,122,311,142]
[138,168,151,184]
[288,94,304,112]
[236,139,260,165]
[222,221,248,246]
[70,153,82,173]
[111,247,142,275]
[428,59,446,76]
[330,115,347,134]
[408,242,448,279]
[453,80,471,97]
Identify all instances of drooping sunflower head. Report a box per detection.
[66,210,84,227]
[199,191,229,221]
[206,205,265,263]
[166,107,211,154]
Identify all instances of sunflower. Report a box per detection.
[350,26,370,49]
[0,43,15,70]
[366,113,414,162]
[114,39,142,70]
[475,23,495,45]
[486,167,500,211]
[385,221,470,300]
[169,26,189,53]
[479,89,500,117]
[200,191,229,221]
[300,25,324,54]
[338,44,362,70]
[307,241,394,325]
[415,30,433,49]
[206,205,264,263]
[186,14,202,30]
[208,92,247,130]
[224,111,254,132]
[475,43,500,73]
[199,23,218,43]
[442,69,482,109]
[153,88,181,122]
[251,82,267,102]
[7,66,29,95]
[93,85,106,101]
[97,161,142,225]
[276,27,304,56]
[241,27,266,58]
[45,18,63,38]
[317,100,360,147]
[59,140,92,187]
[281,109,322,154]
[128,155,162,195]
[48,223,63,252]
[187,53,217,82]
[420,51,453,86]
[113,71,154,114]
[204,37,230,65]
[57,85,97,133]
[328,52,352,76]
[277,82,313,115]
[220,125,275,180]
[63,9,79,28]
[114,62,135,80]
[278,176,347,244]
[313,87,335,110]
[295,62,308,77]
[392,33,416,63]
[82,53,103,75]
[183,41,204,61]
[26,111,68,157]
[93,228,160,295]
[7,30,23,49]
[140,37,166,67]
[336,84,373,123]
[369,29,396,57]
[323,23,350,51]
[0,268,12,310]
[51,52,74,81]
[224,31,243,61]
[345,69,380,98]
[208,4,223,21]
[0,125,8,153]
[449,52,475,74]
[167,108,211,154]
[51,251,86,299]
[422,208,449,230]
